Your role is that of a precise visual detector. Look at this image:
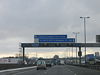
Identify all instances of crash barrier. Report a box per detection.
[71,64,100,70]
[87,65,100,70]
[0,64,34,70]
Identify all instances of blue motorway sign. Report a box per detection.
[86,54,95,60]
[38,38,75,43]
[34,35,67,39]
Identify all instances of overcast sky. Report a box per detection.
[0,0,100,57]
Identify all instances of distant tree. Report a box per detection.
[53,55,59,59]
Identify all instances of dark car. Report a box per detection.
[46,60,52,67]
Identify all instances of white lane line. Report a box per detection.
[44,72,47,74]
[67,69,77,75]
[69,70,77,75]
[74,74,77,75]
[0,66,36,73]
[70,70,73,72]
[68,69,71,72]
[65,67,77,75]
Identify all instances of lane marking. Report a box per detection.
[70,70,73,72]
[44,72,47,74]
[13,67,49,75]
[66,68,77,75]
[0,66,36,73]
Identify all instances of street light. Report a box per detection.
[73,32,80,64]
[80,16,90,64]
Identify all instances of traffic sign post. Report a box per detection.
[78,51,82,56]
[78,50,82,65]
[21,43,100,65]
[22,47,25,65]
[21,35,100,65]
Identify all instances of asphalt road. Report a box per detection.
[0,65,100,75]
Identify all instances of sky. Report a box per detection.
[0,0,100,58]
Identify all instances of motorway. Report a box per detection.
[0,65,100,75]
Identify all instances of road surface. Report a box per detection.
[0,65,100,75]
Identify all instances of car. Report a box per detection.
[46,60,52,67]
[36,60,47,70]
[59,60,65,65]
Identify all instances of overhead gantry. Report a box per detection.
[21,43,100,65]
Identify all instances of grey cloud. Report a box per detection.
[78,0,100,14]
[0,0,100,56]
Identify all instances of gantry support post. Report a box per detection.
[22,47,25,65]
[78,47,82,65]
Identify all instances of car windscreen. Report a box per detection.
[37,60,45,64]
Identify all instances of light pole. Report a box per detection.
[73,32,80,64]
[72,47,73,58]
[80,16,90,64]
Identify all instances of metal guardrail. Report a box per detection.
[0,64,34,70]
[69,64,100,70]
[87,65,100,70]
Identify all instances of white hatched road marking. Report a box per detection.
[0,66,36,73]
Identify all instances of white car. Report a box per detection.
[37,60,47,70]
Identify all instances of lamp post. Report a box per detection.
[80,16,90,64]
[73,32,80,64]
